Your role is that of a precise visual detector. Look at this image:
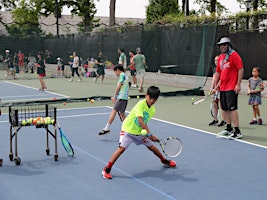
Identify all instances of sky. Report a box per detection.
[63,0,246,18]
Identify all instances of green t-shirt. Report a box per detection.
[119,53,127,68]
[133,54,146,71]
[122,99,155,134]
[117,72,129,100]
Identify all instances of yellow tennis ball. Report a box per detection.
[137,96,140,99]
[90,99,94,103]
[128,96,131,99]
[21,120,27,126]
[87,98,90,101]
[141,129,147,135]
[192,98,195,101]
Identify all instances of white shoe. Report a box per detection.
[77,78,82,82]
[132,84,138,88]
[93,77,97,83]
[68,78,73,82]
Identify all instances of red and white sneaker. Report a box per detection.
[162,159,176,168]
[102,167,112,179]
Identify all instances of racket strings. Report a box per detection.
[163,139,182,157]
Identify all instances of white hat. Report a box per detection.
[5,49,10,53]
[217,37,231,46]
[57,57,61,60]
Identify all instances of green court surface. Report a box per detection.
[1,67,266,147]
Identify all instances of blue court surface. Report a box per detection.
[0,81,68,102]
[0,106,267,200]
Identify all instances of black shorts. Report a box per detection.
[130,69,136,76]
[220,90,238,111]
[114,99,128,113]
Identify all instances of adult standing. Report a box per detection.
[94,51,105,83]
[18,50,25,73]
[128,50,137,87]
[133,47,146,93]
[3,49,15,79]
[118,48,127,70]
[69,52,82,82]
[214,37,244,139]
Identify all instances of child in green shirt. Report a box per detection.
[102,86,176,179]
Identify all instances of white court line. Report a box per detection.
[3,81,69,98]
[1,106,267,150]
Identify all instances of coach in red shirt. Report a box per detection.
[214,37,244,139]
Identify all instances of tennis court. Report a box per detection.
[1,106,267,200]
[1,77,267,200]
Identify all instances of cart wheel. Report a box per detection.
[46,148,50,155]
[54,154,58,161]
[14,157,21,165]
[9,153,14,161]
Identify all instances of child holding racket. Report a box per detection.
[99,64,129,135]
[247,67,264,125]
[102,86,176,179]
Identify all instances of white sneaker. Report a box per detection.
[218,129,232,136]
[93,77,97,83]
[132,84,138,88]
[77,78,82,82]
[68,78,73,82]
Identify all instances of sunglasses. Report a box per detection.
[219,43,228,47]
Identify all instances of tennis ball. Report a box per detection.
[141,129,147,135]
[90,99,94,103]
[128,96,131,99]
[137,96,140,99]
[87,98,90,102]
[27,118,33,124]
[32,118,37,125]
[21,120,27,126]
[50,119,55,124]
[191,98,195,101]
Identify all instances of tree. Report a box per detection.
[66,0,99,32]
[146,0,179,23]
[195,0,227,15]
[109,0,116,26]
[6,0,43,37]
[1,0,99,33]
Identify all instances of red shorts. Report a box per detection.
[39,74,46,77]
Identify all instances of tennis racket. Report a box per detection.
[247,83,266,95]
[210,101,219,119]
[192,91,214,105]
[156,137,183,158]
[57,121,74,156]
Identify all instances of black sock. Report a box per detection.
[226,124,232,131]
[234,127,240,134]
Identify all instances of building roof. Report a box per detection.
[0,11,145,36]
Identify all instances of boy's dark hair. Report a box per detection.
[147,86,160,99]
[113,64,125,72]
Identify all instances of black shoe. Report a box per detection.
[209,120,218,126]
[218,121,226,127]
[229,131,243,140]
[99,129,110,135]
